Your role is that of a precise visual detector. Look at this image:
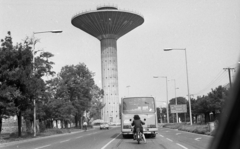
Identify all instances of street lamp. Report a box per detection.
[126,85,130,96]
[32,30,62,137]
[153,76,169,123]
[163,48,193,125]
[169,79,179,123]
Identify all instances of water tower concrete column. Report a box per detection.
[101,38,119,122]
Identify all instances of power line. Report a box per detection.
[194,70,227,95]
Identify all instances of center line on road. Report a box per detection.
[177,143,188,149]
[101,133,121,149]
[34,144,51,149]
[159,135,164,137]
[166,138,173,142]
[76,136,82,139]
[60,139,70,143]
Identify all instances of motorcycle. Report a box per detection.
[134,128,143,144]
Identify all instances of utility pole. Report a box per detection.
[223,68,235,88]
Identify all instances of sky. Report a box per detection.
[1,0,240,107]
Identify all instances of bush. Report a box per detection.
[163,123,210,135]
[39,122,46,133]
[163,123,187,129]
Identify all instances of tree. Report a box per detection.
[53,63,95,128]
[0,32,33,136]
[0,32,55,136]
[191,86,229,123]
[89,85,105,120]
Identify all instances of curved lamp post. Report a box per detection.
[153,76,170,123]
[32,30,62,136]
[163,48,193,125]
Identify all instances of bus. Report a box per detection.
[121,97,158,138]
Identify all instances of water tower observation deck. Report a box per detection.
[71,6,144,40]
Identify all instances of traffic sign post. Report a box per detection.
[170,104,187,113]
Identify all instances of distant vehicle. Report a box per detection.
[121,97,158,138]
[100,122,109,130]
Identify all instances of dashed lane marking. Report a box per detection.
[166,138,173,142]
[60,139,70,143]
[195,137,201,141]
[101,133,121,149]
[159,135,164,137]
[76,136,82,139]
[34,144,51,149]
[176,133,181,135]
[177,143,188,149]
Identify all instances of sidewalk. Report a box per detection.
[0,127,94,146]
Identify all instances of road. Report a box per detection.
[0,127,212,149]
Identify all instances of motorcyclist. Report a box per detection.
[131,115,146,143]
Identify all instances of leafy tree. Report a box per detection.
[0,32,55,136]
[191,85,229,123]
[89,85,105,120]
[53,63,95,128]
[0,32,32,136]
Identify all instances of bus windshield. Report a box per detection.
[123,97,155,114]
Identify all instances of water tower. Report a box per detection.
[71,5,144,123]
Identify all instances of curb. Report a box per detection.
[0,128,96,148]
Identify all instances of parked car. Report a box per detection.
[100,122,109,130]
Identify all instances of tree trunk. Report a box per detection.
[17,111,22,137]
[79,114,82,129]
[212,111,216,121]
[0,116,2,134]
[204,112,210,124]
[61,120,63,128]
[75,115,78,128]
[56,120,58,128]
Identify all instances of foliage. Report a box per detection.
[89,85,105,120]
[42,63,95,127]
[0,32,55,136]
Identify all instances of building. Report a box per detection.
[71,5,144,123]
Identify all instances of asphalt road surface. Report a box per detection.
[0,126,212,149]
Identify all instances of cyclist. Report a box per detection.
[83,121,88,131]
[131,115,146,143]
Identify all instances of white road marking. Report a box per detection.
[177,143,188,149]
[101,133,121,149]
[76,136,82,139]
[166,138,173,142]
[195,137,201,141]
[60,139,70,143]
[159,135,164,137]
[34,144,51,149]
[176,133,181,135]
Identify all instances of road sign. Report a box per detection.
[170,104,187,113]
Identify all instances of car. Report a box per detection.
[100,122,109,130]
